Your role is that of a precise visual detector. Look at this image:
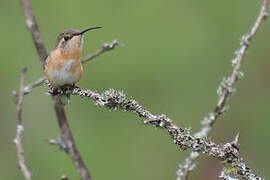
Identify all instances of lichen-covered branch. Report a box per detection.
[177,0,268,179]
[50,86,262,180]
[14,67,32,180]
[176,152,198,180]
[20,40,120,96]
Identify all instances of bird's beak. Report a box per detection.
[73,26,102,36]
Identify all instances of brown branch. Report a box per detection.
[50,86,263,179]
[177,0,268,179]
[14,67,32,180]
[81,40,120,63]
[19,0,47,66]
[19,0,92,179]
[53,96,91,180]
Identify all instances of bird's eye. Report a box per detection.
[64,36,70,41]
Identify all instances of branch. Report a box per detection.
[50,86,262,180]
[19,0,92,179]
[14,67,32,180]
[20,40,120,96]
[81,39,120,63]
[177,0,268,179]
[19,0,47,66]
[12,76,46,96]
[53,96,91,180]
[215,0,268,119]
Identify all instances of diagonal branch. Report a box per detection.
[19,0,92,179]
[14,67,32,180]
[81,39,120,63]
[53,96,91,180]
[177,0,268,179]
[214,0,268,118]
[19,0,47,66]
[51,86,263,180]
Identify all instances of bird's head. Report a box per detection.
[55,26,102,53]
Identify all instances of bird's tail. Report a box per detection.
[59,94,70,105]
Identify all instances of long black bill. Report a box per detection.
[74,26,102,36]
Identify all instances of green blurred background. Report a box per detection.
[0,0,269,179]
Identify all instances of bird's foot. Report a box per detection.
[48,86,62,96]
[48,84,78,96]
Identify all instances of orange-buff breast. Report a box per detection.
[44,49,83,87]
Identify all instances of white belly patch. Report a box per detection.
[48,59,80,87]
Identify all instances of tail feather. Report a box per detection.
[59,94,70,105]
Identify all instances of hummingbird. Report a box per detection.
[44,26,102,104]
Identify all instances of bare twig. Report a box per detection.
[53,96,91,180]
[12,76,46,96]
[19,0,92,179]
[81,39,120,63]
[21,40,120,96]
[177,0,268,179]
[51,86,263,180]
[23,77,45,95]
[14,67,32,180]
[19,0,47,66]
